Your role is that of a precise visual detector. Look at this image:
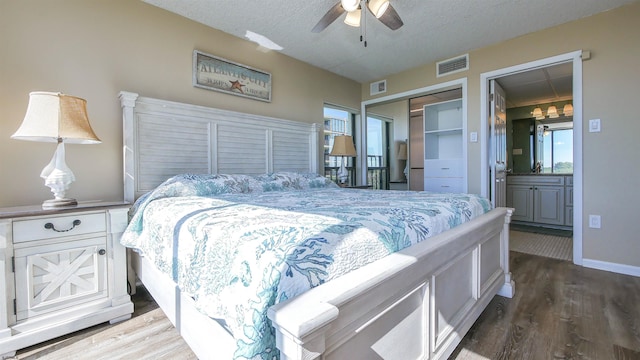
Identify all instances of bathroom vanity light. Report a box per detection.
[563,103,574,116]
[532,107,545,120]
[547,105,559,118]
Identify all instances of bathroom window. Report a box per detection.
[539,123,573,173]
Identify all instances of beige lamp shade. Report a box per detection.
[546,105,559,118]
[330,135,357,157]
[11,92,101,144]
[397,142,407,160]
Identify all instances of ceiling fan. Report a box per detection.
[312,0,404,33]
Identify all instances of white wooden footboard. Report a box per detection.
[268,207,514,360]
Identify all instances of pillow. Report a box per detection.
[129,172,337,234]
[128,173,263,233]
[151,173,263,198]
[258,172,339,191]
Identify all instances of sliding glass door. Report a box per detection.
[324,105,356,185]
[367,115,390,189]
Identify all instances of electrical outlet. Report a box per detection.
[589,119,601,133]
[589,215,601,229]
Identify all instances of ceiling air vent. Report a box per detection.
[436,54,469,77]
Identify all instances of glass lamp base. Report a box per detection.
[337,157,349,184]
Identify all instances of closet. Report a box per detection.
[423,99,464,192]
[408,89,465,192]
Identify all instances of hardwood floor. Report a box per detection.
[11,286,197,359]
[451,252,640,360]
[11,251,640,359]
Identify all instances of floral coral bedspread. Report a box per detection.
[121,172,492,359]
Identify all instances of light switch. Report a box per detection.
[589,119,601,132]
[470,132,478,142]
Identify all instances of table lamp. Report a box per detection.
[11,92,101,208]
[329,135,357,184]
[397,142,408,179]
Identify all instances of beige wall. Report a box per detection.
[0,0,361,207]
[363,3,640,268]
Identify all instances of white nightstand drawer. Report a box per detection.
[13,212,106,243]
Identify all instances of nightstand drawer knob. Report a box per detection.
[44,219,81,232]
[98,249,106,255]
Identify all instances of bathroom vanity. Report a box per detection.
[506,174,573,227]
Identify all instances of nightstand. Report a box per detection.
[0,201,134,359]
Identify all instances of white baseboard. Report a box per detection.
[582,258,640,277]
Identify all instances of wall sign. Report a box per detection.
[193,50,272,102]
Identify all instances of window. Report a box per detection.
[538,123,573,173]
[366,115,391,189]
[324,105,356,183]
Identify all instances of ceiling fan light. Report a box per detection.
[547,105,559,118]
[341,0,359,12]
[563,103,574,116]
[368,0,390,18]
[344,9,361,27]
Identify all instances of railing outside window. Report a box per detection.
[367,155,388,190]
[324,155,388,189]
[322,105,389,189]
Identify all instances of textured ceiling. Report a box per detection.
[143,0,635,85]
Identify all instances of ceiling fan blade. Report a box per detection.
[312,2,346,33]
[377,4,404,30]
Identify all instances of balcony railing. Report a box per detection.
[324,155,389,189]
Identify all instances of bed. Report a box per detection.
[119,92,515,360]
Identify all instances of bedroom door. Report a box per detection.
[490,80,507,207]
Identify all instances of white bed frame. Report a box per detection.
[120,92,515,360]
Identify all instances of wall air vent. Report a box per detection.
[436,54,469,77]
[370,79,387,96]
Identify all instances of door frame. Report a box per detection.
[479,50,583,265]
[360,78,468,190]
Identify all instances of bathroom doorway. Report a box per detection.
[480,50,584,265]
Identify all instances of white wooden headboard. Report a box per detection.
[119,91,320,202]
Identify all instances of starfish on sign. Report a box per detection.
[229,80,245,94]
